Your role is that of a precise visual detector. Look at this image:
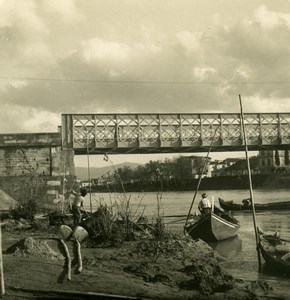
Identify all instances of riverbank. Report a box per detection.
[1,219,289,300]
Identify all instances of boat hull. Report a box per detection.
[219,198,290,211]
[184,211,240,242]
[259,232,290,274]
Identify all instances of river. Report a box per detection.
[83,188,290,295]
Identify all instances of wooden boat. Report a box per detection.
[184,206,240,242]
[258,229,290,274]
[219,197,290,212]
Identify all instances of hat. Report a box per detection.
[202,193,207,197]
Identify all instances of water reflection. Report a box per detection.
[237,211,290,239]
[261,263,290,279]
[209,236,243,259]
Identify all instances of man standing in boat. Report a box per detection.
[198,193,212,216]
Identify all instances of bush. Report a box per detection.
[10,198,38,221]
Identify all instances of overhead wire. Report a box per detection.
[0,76,290,85]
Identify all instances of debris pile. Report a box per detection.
[178,260,234,293]
[122,237,235,294]
[6,237,63,260]
[1,218,32,231]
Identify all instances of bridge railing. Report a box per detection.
[61,113,290,154]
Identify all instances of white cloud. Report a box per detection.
[176,31,203,53]
[0,103,60,133]
[7,79,29,90]
[242,95,290,112]
[81,38,130,63]
[0,0,49,37]
[23,109,60,132]
[0,0,54,82]
[44,0,84,24]
[22,41,53,62]
[193,67,217,81]
[233,66,251,80]
[255,5,290,29]
[1,2,290,134]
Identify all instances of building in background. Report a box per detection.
[258,150,290,174]
[210,150,290,177]
[210,158,242,177]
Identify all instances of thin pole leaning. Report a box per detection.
[0,221,5,296]
[62,150,66,214]
[239,94,262,269]
[86,130,93,213]
[184,126,219,230]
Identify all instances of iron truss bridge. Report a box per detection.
[61,113,290,155]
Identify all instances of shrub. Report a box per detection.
[11,198,38,221]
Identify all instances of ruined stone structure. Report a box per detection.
[0,132,75,210]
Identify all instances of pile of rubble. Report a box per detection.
[6,237,63,260]
[86,236,236,294]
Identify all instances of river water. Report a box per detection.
[83,188,290,295]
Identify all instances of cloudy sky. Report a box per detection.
[1,0,289,166]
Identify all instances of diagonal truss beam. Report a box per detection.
[61,113,290,154]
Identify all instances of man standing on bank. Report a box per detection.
[198,193,212,216]
[70,188,87,226]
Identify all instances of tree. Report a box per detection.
[192,156,208,176]
[134,165,148,182]
[145,160,162,181]
[116,166,134,183]
[275,150,280,167]
[285,150,289,166]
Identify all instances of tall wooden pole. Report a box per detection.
[0,222,5,297]
[62,150,66,213]
[184,149,211,227]
[86,130,93,213]
[239,94,262,268]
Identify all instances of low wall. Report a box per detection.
[0,175,76,212]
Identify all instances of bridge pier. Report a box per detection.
[0,133,75,211]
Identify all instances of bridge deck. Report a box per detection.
[61,113,290,154]
[0,132,61,148]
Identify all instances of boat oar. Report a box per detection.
[163,214,188,218]
[165,219,187,225]
[184,126,219,234]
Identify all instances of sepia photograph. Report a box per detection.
[1,1,290,299]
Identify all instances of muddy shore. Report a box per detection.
[1,218,289,300]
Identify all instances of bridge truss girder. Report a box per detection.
[61,113,290,155]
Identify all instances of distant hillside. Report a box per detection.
[75,162,143,180]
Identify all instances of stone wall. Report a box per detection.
[0,147,51,176]
[0,132,76,211]
[0,175,76,211]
